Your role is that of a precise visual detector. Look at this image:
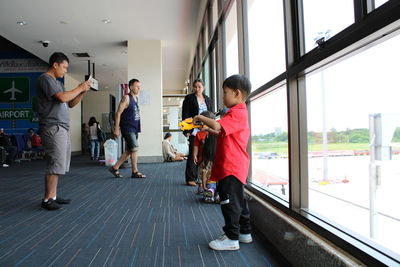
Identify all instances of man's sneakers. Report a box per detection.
[239,233,253,243]
[209,233,253,250]
[41,197,71,210]
[54,197,71,204]
[41,199,61,210]
[209,234,239,251]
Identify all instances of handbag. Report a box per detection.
[97,126,106,142]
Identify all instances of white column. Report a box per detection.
[64,74,82,153]
[128,40,163,162]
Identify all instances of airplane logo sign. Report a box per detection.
[3,81,23,100]
[0,77,29,103]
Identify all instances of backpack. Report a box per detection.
[97,126,106,142]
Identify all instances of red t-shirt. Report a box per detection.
[210,103,250,184]
[31,134,42,147]
[194,131,207,163]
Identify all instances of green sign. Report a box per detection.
[0,77,30,103]
[0,109,33,120]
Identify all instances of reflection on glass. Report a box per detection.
[247,0,286,90]
[302,0,354,53]
[204,56,210,97]
[251,86,289,201]
[204,12,209,51]
[306,31,400,256]
[225,1,239,77]
[212,0,219,31]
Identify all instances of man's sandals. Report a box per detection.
[109,167,123,178]
[131,171,146,178]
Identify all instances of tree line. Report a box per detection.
[252,128,400,144]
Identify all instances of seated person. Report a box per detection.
[0,128,18,164]
[27,128,43,149]
[162,132,186,162]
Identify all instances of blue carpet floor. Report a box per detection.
[0,156,289,267]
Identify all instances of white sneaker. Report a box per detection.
[239,233,253,243]
[209,234,239,251]
[2,163,9,167]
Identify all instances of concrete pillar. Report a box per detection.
[128,40,163,162]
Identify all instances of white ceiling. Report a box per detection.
[0,0,205,93]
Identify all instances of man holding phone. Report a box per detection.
[37,52,91,210]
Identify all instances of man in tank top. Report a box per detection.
[108,78,146,178]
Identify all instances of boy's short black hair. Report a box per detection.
[129,79,140,87]
[48,52,69,68]
[222,74,251,99]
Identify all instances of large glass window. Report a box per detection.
[302,0,354,53]
[251,86,289,201]
[247,0,286,90]
[374,0,389,9]
[225,1,239,77]
[306,31,400,256]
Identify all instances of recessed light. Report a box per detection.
[101,19,111,24]
[59,21,69,24]
[17,21,27,26]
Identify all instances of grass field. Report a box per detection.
[252,141,370,154]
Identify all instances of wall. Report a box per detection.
[128,40,163,162]
[64,74,83,152]
[82,90,114,130]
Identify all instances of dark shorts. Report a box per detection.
[122,132,139,152]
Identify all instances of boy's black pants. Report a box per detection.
[217,175,251,240]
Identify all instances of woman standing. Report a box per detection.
[182,79,213,186]
[88,117,100,161]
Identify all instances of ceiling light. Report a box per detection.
[59,21,68,24]
[17,21,27,26]
[102,19,111,24]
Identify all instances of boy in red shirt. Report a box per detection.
[193,74,251,250]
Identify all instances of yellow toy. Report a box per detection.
[178,118,205,131]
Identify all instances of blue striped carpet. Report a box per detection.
[0,156,289,266]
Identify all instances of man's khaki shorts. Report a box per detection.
[41,125,71,175]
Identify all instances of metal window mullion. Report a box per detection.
[221,18,227,81]
[354,0,369,22]
[237,0,250,77]
[236,0,245,76]
[218,25,226,109]
[283,0,305,210]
